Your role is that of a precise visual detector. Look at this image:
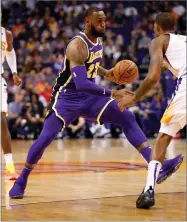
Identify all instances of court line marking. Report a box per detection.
[2,191,186,207]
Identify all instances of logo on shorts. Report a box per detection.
[73,72,76,77]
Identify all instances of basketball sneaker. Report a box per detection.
[136,186,155,209]
[9,177,27,199]
[157,154,184,184]
[5,163,19,180]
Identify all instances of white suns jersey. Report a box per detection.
[1,26,7,73]
[165,33,186,78]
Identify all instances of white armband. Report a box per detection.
[6,48,18,74]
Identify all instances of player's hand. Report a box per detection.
[13,73,22,86]
[118,92,136,111]
[162,58,179,76]
[106,68,114,81]
[112,89,134,103]
[71,126,78,133]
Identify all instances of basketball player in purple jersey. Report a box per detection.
[9,7,183,199]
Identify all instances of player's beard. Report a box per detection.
[91,24,104,37]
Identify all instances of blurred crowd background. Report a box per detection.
[2,0,186,140]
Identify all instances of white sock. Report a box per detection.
[4,153,13,165]
[144,160,162,192]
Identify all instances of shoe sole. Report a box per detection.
[136,199,155,209]
[157,155,184,184]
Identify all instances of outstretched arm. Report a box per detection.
[118,36,165,110]
[133,37,164,102]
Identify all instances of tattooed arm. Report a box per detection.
[133,36,164,102]
[66,38,112,97]
[98,66,113,78]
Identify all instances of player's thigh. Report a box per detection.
[161,85,186,129]
[82,96,135,126]
[159,122,184,137]
[82,95,114,123]
[99,99,136,126]
[1,112,8,130]
[49,91,83,127]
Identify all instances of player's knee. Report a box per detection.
[121,110,136,126]
[157,132,172,141]
[40,129,59,144]
[1,112,7,128]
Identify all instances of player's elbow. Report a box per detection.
[74,82,85,91]
[75,84,82,90]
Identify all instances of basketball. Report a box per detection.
[113,60,139,85]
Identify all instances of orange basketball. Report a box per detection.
[113,60,139,85]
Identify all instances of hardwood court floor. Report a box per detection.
[1,139,186,221]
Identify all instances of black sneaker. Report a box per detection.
[136,186,155,209]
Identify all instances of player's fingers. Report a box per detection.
[118,101,124,111]
[123,90,134,96]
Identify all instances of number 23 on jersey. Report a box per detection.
[87,62,100,78]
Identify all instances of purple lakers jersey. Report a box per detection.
[53,31,103,91]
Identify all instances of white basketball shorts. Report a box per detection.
[1,76,8,113]
[160,73,186,137]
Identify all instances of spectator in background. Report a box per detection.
[30,93,45,136]
[53,54,64,73]
[115,34,124,48]
[12,18,25,37]
[137,31,151,63]
[130,30,139,52]
[13,99,44,139]
[8,91,24,119]
[8,91,24,138]
[31,93,44,119]
[44,67,56,84]
[26,38,37,52]
[138,31,151,49]
[172,1,186,17]
[125,45,138,64]
[39,42,52,62]
[124,3,138,17]
[105,11,115,28]
[19,40,29,56]
[114,2,125,16]
[48,17,59,38]
[112,45,122,65]
[105,39,117,59]
[66,117,86,139]
[40,82,53,105]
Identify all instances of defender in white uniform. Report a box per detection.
[117,12,186,208]
[1,23,22,179]
[136,13,186,209]
[160,33,186,135]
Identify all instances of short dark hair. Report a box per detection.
[84,7,103,19]
[155,12,175,30]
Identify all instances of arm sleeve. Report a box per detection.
[71,65,112,97]
[6,48,18,73]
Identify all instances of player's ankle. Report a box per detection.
[4,153,13,165]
